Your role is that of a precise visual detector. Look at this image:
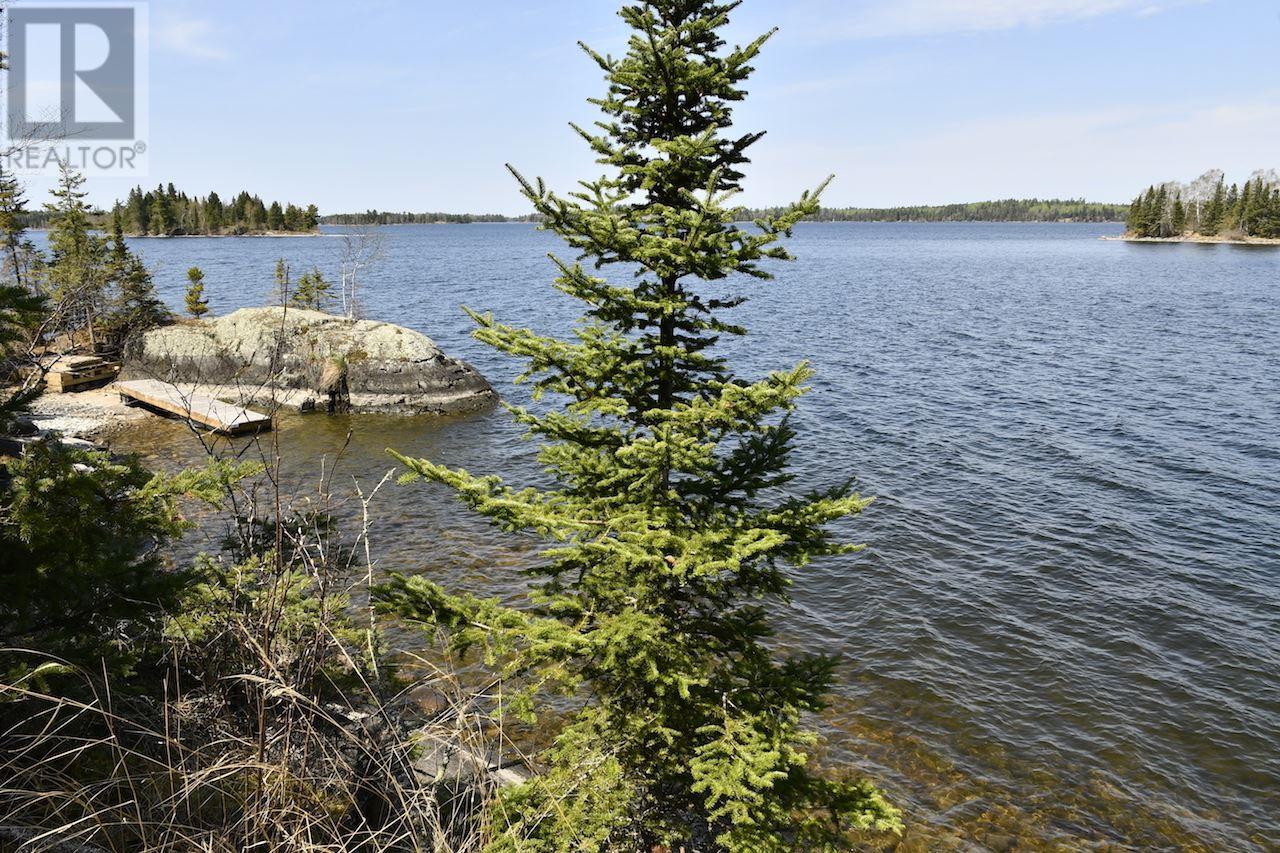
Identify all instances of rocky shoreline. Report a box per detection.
[26,385,147,441]
[1102,234,1280,245]
[126,307,497,415]
[21,307,496,441]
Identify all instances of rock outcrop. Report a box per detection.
[125,308,495,415]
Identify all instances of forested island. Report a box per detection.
[110,185,320,236]
[324,198,1124,226]
[322,209,541,225]
[739,198,1124,222]
[1123,169,1280,241]
[21,185,320,235]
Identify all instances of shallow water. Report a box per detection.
[89,222,1279,849]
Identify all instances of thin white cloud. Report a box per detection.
[834,0,1204,39]
[745,93,1280,206]
[154,14,230,61]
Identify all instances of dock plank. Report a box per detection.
[115,379,272,435]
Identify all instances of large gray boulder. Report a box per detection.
[125,307,496,414]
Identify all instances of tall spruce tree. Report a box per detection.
[106,210,169,336]
[1243,177,1267,236]
[377,1,901,849]
[1237,180,1252,233]
[0,167,46,425]
[267,201,284,231]
[148,186,173,235]
[0,165,42,293]
[1202,178,1226,235]
[1126,196,1142,234]
[1172,195,1186,234]
[1153,184,1169,236]
[45,162,106,345]
[1260,186,1280,237]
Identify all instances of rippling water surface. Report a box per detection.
[98,222,1279,849]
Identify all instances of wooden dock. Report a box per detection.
[115,380,272,435]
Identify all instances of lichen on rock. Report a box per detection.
[125,307,496,414]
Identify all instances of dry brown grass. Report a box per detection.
[0,310,540,852]
[1,642,506,852]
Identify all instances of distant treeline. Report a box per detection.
[323,199,1123,225]
[20,196,1123,232]
[109,184,320,236]
[1125,169,1280,239]
[737,198,1125,223]
[17,209,56,229]
[321,210,541,225]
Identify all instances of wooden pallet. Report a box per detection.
[30,355,121,392]
[115,379,272,435]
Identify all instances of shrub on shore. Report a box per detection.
[1,443,494,851]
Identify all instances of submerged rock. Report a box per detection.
[125,307,495,415]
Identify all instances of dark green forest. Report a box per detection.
[321,209,540,225]
[322,198,1123,226]
[111,185,319,235]
[744,198,1123,222]
[1125,170,1280,238]
[20,186,321,235]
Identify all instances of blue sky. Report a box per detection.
[29,0,1280,213]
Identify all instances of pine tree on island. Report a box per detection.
[111,185,319,236]
[1125,169,1280,239]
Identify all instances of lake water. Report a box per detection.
[76,222,1279,849]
